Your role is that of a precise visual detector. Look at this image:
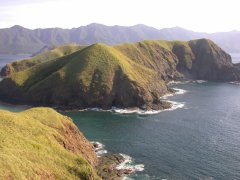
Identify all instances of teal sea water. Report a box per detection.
[1,54,240,179]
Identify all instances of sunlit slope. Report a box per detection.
[0,107,99,179]
[0,44,84,76]
[0,43,168,110]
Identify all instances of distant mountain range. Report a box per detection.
[0,23,240,54]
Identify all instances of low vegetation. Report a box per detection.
[0,107,99,179]
[0,44,84,76]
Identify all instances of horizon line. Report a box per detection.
[2,23,239,34]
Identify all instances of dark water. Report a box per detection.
[1,55,240,179]
[61,82,240,179]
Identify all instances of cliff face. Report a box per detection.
[188,39,240,81]
[0,107,99,179]
[0,39,239,110]
[173,39,240,81]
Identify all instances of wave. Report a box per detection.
[168,80,208,85]
[92,141,145,178]
[194,80,207,84]
[165,101,185,111]
[91,141,108,157]
[112,108,161,115]
[63,88,187,115]
[229,81,240,85]
[111,101,185,115]
[116,153,145,173]
[110,88,186,115]
[161,88,187,99]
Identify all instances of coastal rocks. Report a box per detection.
[92,141,144,179]
[97,154,126,179]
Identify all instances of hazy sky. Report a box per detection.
[0,0,239,32]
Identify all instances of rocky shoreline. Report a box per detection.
[0,85,186,115]
[92,142,144,180]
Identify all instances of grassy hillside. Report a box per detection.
[0,107,99,179]
[0,42,169,110]
[0,44,84,76]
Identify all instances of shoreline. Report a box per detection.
[59,87,187,115]
[0,86,187,115]
[92,141,144,180]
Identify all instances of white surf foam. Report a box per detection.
[229,81,240,85]
[116,153,145,173]
[164,101,185,111]
[110,88,187,115]
[194,80,207,84]
[112,108,161,115]
[63,88,187,115]
[161,88,187,100]
[173,88,187,95]
[91,141,108,157]
[167,80,187,85]
[168,80,208,85]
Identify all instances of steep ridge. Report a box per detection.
[0,39,239,110]
[172,39,240,81]
[0,107,99,179]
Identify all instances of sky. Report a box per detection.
[0,0,240,33]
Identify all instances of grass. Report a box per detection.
[3,42,159,94]
[0,107,99,179]
[2,44,85,76]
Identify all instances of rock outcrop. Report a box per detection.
[173,39,240,81]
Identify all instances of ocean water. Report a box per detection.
[1,55,240,179]
[62,82,240,179]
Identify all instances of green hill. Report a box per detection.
[0,107,99,179]
[0,39,239,110]
[0,42,169,110]
[0,44,85,76]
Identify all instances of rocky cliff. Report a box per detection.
[0,107,99,179]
